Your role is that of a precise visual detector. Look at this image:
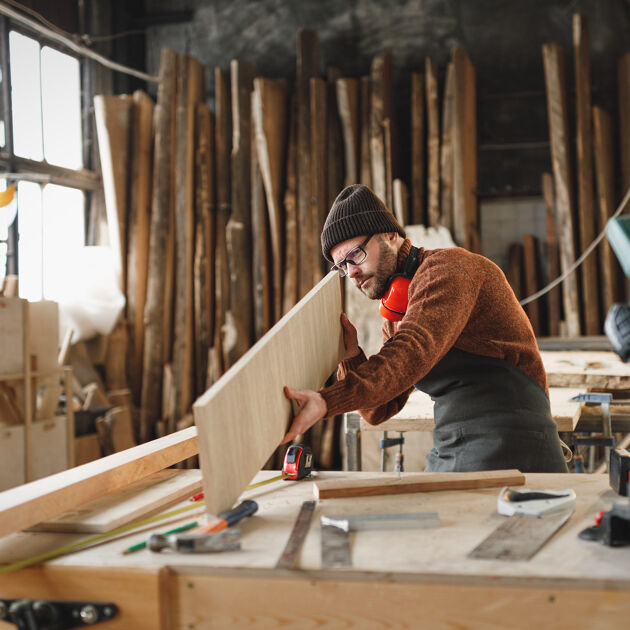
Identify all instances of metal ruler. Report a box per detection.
[275,500,316,569]
[468,511,572,561]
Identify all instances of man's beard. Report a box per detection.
[355,240,398,300]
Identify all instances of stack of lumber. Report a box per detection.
[508,14,629,338]
[92,32,481,454]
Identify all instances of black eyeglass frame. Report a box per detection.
[330,234,373,277]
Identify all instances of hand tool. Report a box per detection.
[148,527,242,553]
[193,499,258,534]
[275,500,316,569]
[321,512,440,531]
[497,487,576,517]
[320,517,352,568]
[246,444,314,490]
[122,520,199,554]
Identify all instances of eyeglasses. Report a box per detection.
[330,235,372,277]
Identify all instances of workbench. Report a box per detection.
[0,470,628,629]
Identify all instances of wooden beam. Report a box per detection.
[310,77,327,284]
[359,76,372,187]
[173,55,204,420]
[314,470,525,500]
[126,91,154,407]
[543,43,581,337]
[194,104,216,397]
[542,173,561,337]
[425,58,440,227]
[336,78,360,186]
[140,48,177,443]
[573,14,599,335]
[193,272,343,516]
[211,67,232,382]
[282,94,299,316]
[410,72,425,226]
[523,234,542,336]
[370,51,393,207]
[0,427,198,538]
[440,62,454,232]
[592,106,619,314]
[253,78,289,324]
[296,29,319,299]
[326,67,344,208]
[393,179,409,227]
[93,94,133,290]
[452,48,479,252]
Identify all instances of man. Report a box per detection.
[283,184,568,473]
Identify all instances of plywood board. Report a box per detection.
[541,350,630,388]
[314,469,525,500]
[0,425,198,538]
[29,469,202,533]
[193,272,343,516]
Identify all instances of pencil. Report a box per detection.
[122,520,199,554]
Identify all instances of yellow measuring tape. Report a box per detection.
[0,473,289,574]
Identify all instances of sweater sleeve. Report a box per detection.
[320,253,482,419]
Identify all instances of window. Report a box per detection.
[0,27,87,299]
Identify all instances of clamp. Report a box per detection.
[380,431,404,473]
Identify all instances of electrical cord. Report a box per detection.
[519,186,630,306]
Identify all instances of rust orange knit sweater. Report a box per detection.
[320,239,547,424]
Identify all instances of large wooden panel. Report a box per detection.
[193,272,343,516]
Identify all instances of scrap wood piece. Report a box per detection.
[93,94,133,290]
[253,77,289,323]
[542,173,561,337]
[96,405,137,455]
[310,76,327,284]
[619,52,630,194]
[410,71,425,225]
[425,57,440,227]
[370,51,393,206]
[226,59,257,368]
[541,350,630,389]
[193,272,343,516]
[314,470,525,500]
[0,425,198,538]
[592,106,619,313]
[440,62,454,232]
[573,14,599,335]
[28,469,202,534]
[359,76,372,187]
[326,67,344,208]
[542,42,580,337]
[522,234,542,336]
[336,77,360,186]
[296,28,319,300]
[140,48,177,443]
[452,48,479,252]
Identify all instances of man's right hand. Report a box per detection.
[340,312,360,360]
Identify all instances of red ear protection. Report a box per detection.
[380,277,411,321]
[379,245,420,322]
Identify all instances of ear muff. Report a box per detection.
[379,246,420,322]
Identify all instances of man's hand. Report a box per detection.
[281,386,327,444]
[340,312,360,360]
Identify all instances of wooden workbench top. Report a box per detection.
[0,471,626,585]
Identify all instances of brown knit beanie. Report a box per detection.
[321,184,406,261]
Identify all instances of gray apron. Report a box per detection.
[416,348,568,473]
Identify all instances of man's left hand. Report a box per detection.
[281,386,327,444]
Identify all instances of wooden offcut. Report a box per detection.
[326,67,344,208]
[543,43,580,337]
[425,58,440,227]
[410,72,425,225]
[452,48,478,252]
[296,29,319,299]
[140,49,177,442]
[283,95,299,316]
[393,179,409,227]
[193,272,343,516]
[310,77,327,283]
[314,470,525,500]
[336,78,360,186]
[573,14,599,335]
[359,76,372,187]
[370,52,393,206]
[592,106,619,313]
[542,173,561,336]
[522,234,542,335]
[253,78,289,323]
[0,426,198,538]
[440,62,454,232]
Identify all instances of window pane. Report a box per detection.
[9,31,43,161]
[42,184,84,300]
[17,181,43,301]
[41,47,82,169]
